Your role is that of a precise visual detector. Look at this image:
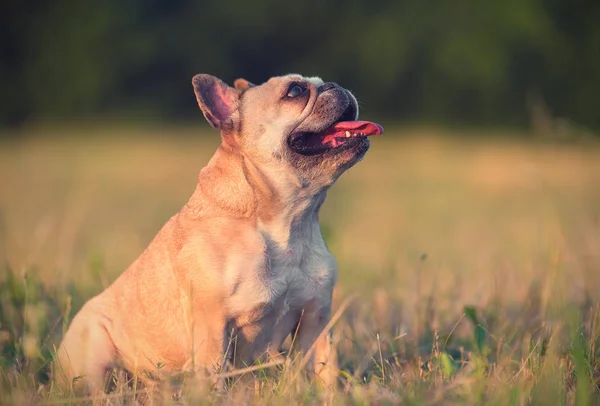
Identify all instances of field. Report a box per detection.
[1,124,599,404]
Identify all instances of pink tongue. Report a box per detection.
[331,121,384,135]
[318,121,384,146]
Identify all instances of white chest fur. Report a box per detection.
[225,215,337,327]
[221,218,337,364]
[270,234,337,315]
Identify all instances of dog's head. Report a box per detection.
[192,73,383,187]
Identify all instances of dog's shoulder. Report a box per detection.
[176,215,268,268]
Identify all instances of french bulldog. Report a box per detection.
[54,73,383,394]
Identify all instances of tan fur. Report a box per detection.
[54,73,372,394]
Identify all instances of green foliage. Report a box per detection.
[439,351,460,379]
[0,268,68,387]
[1,0,599,129]
[464,306,487,355]
[570,327,594,406]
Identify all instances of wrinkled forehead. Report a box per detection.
[266,74,325,87]
[240,74,326,110]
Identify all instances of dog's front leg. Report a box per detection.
[294,307,338,389]
[176,318,229,398]
[186,309,230,379]
[54,307,118,395]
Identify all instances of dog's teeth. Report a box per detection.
[345,131,351,138]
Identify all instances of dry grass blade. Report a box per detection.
[215,359,285,379]
[286,294,358,387]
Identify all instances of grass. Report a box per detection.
[1,123,599,404]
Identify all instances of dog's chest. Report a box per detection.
[228,232,337,327]
[224,235,336,364]
[272,240,336,308]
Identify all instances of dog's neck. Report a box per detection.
[241,150,327,246]
[185,144,327,249]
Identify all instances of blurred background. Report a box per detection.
[1,0,599,131]
[1,2,600,403]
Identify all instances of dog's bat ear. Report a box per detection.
[233,78,255,90]
[192,74,240,130]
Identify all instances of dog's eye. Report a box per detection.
[286,84,306,98]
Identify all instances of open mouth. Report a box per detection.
[288,107,384,156]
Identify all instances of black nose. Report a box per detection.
[318,82,338,93]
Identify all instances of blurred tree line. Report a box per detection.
[1,0,599,131]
